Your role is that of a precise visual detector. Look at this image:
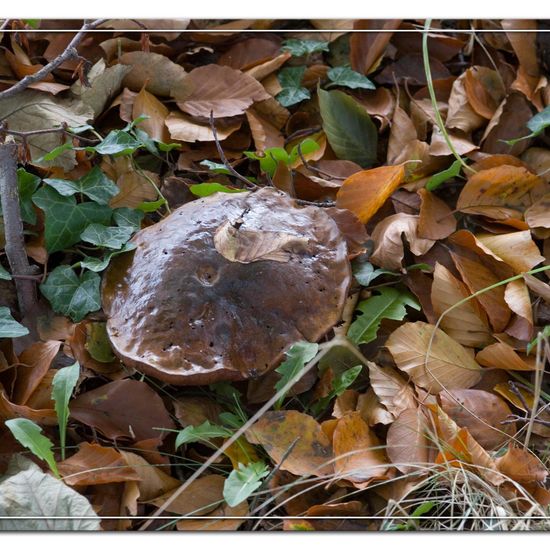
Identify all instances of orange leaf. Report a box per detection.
[335,165,405,224]
[476,342,537,371]
[497,446,548,485]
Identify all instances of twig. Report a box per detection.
[296,142,346,181]
[0,123,99,145]
[208,111,257,190]
[0,19,106,101]
[0,139,37,316]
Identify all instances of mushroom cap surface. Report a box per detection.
[102,188,351,385]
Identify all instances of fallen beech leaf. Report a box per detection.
[165,111,242,142]
[386,408,430,474]
[475,231,544,273]
[173,64,270,118]
[504,279,534,340]
[177,501,248,531]
[333,412,389,484]
[464,66,506,119]
[523,273,550,304]
[369,214,435,270]
[219,38,281,71]
[70,379,175,442]
[417,188,457,240]
[386,104,418,166]
[305,501,365,517]
[386,321,482,394]
[521,147,550,184]
[132,87,170,142]
[0,388,57,425]
[120,51,187,97]
[149,475,225,516]
[13,340,61,405]
[356,388,394,426]
[335,165,405,223]
[446,73,486,133]
[525,193,550,229]
[476,342,536,371]
[497,446,547,485]
[429,127,478,157]
[457,165,549,221]
[246,107,284,150]
[439,389,516,450]
[173,396,223,428]
[366,362,417,418]
[246,411,333,477]
[430,262,493,348]
[58,443,140,486]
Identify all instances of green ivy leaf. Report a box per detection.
[274,341,319,409]
[426,159,463,191]
[189,183,247,198]
[0,265,11,281]
[326,66,376,90]
[32,186,112,253]
[318,86,378,167]
[92,130,142,156]
[4,419,59,477]
[43,166,119,205]
[80,223,133,250]
[0,307,29,338]
[175,420,232,449]
[352,261,399,287]
[199,160,232,175]
[80,242,137,273]
[348,287,420,345]
[223,461,269,507]
[37,142,74,163]
[112,207,143,232]
[276,67,310,107]
[52,362,80,461]
[17,168,41,224]
[40,266,101,322]
[282,39,329,57]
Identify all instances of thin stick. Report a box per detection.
[0,19,106,101]
[0,139,36,316]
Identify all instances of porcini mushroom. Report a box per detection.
[102,188,352,385]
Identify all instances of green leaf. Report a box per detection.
[245,147,289,176]
[274,341,319,409]
[348,287,420,345]
[175,420,232,449]
[200,160,232,175]
[528,106,550,135]
[0,455,100,531]
[527,325,550,355]
[352,261,398,287]
[288,138,321,164]
[327,66,376,90]
[92,129,142,155]
[85,323,115,363]
[136,198,166,212]
[4,419,59,477]
[32,186,112,253]
[223,461,269,507]
[0,307,29,338]
[52,362,80,461]
[219,412,245,429]
[23,19,41,28]
[40,266,101,322]
[276,67,310,107]
[282,39,329,57]
[318,87,378,167]
[17,168,41,224]
[0,265,11,281]
[80,242,136,273]
[112,207,143,232]
[311,365,362,416]
[189,183,247,198]
[80,223,133,250]
[426,159,463,191]
[37,142,74,163]
[43,166,119,205]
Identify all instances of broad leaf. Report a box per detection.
[32,186,112,253]
[112,207,144,231]
[223,461,269,507]
[175,420,232,449]
[43,166,119,205]
[80,223,134,250]
[189,183,246,197]
[40,266,101,322]
[327,66,376,90]
[0,456,99,530]
[17,168,40,224]
[200,160,232,175]
[92,129,142,155]
[276,67,310,107]
[52,362,80,460]
[0,307,29,338]
[80,242,137,273]
[311,365,363,415]
[352,261,398,287]
[4,419,59,477]
[348,287,420,345]
[527,105,550,135]
[318,87,378,167]
[281,39,329,57]
[274,341,319,409]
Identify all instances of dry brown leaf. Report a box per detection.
[369,213,435,271]
[521,147,550,184]
[525,193,550,229]
[335,165,405,224]
[475,231,544,273]
[219,38,281,71]
[386,104,417,166]
[356,87,395,131]
[0,388,57,425]
[165,111,242,142]
[177,501,248,531]
[417,188,457,240]
[504,279,534,340]
[245,52,291,82]
[523,273,550,304]
[332,412,389,484]
[497,446,548,485]
[246,107,284,150]
[356,388,394,426]
[476,342,537,371]
[386,408,430,474]
[246,411,333,477]
[446,73,486,133]
[120,51,186,97]
[386,321,482,394]
[429,127,478,157]
[439,389,516,450]
[366,362,417,418]
[173,64,270,118]
[430,262,493,348]
[332,389,359,418]
[464,66,506,119]
[173,396,223,428]
[132,87,170,142]
[58,443,141,486]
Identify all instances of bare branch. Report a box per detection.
[0,139,37,316]
[0,19,106,101]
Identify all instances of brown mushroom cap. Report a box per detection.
[102,188,351,385]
